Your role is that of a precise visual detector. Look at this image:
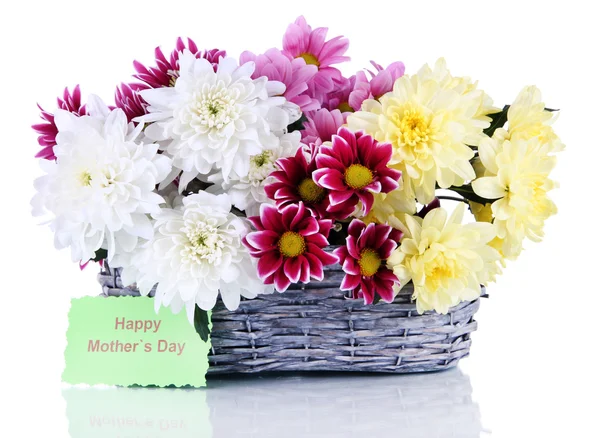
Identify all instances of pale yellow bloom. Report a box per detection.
[387,204,500,314]
[472,136,558,260]
[497,85,564,153]
[361,185,417,225]
[347,59,496,205]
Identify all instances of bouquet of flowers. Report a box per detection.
[32,16,563,340]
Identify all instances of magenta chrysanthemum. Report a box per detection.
[240,48,320,112]
[32,85,86,160]
[264,145,353,220]
[133,37,226,88]
[243,203,338,292]
[313,127,402,215]
[282,16,350,104]
[301,108,346,145]
[115,83,149,122]
[334,220,402,304]
[349,61,405,111]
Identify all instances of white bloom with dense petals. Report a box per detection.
[138,51,292,189]
[31,107,172,263]
[209,131,303,216]
[122,192,271,321]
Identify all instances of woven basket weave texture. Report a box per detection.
[98,262,480,374]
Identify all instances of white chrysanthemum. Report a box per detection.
[348,58,496,205]
[209,131,302,216]
[138,51,292,189]
[472,136,558,260]
[32,107,172,263]
[387,204,500,314]
[123,192,271,321]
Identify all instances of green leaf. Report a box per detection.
[448,184,499,205]
[483,105,510,138]
[193,306,211,343]
[92,248,108,262]
[287,113,308,133]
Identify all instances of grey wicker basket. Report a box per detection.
[98,260,481,374]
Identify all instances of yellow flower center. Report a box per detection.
[394,104,432,149]
[79,171,92,187]
[345,164,373,189]
[423,254,462,291]
[358,249,381,277]
[299,53,320,67]
[278,231,306,258]
[338,102,354,113]
[298,178,326,203]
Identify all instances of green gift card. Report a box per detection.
[64,296,210,387]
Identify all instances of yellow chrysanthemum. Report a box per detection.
[497,85,564,153]
[387,204,500,314]
[347,58,496,205]
[471,136,558,260]
[361,185,417,225]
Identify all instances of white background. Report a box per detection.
[1,1,599,437]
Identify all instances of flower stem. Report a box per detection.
[437,195,470,205]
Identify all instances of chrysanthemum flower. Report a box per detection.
[313,127,402,215]
[121,192,270,320]
[282,16,350,103]
[387,204,500,314]
[334,220,401,304]
[134,37,225,88]
[361,187,417,225]
[209,131,302,216]
[496,85,564,153]
[301,108,346,145]
[137,52,290,189]
[32,85,87,160]
[31,105,172,264]
[243,202,338,292]
[349,61,405,111]
[265,145,352,220]
[471,135,558,260]
[347,58,495,205]
[240,48,319,113]
[323,75,356,113]
[115,83,149,122]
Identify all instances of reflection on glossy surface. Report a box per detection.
[64,368,481,437]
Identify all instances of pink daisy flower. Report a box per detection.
[323,75,356,113]
[349,61,405,111]
[282,16,350,104]
[240,48,320,112]
[115,83,149,122]
[133,37,226,88]
[265,145,354,220]
[301,108,346,145]
[32,85,86,160]
[243,202,338,292]
[313,127,402,215]
[334,220,402,304]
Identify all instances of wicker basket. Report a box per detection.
[98,260,481,374]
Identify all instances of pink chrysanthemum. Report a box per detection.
[282,16,350,104]
[301,108,346,145]
[32,85,86,160]
[334,220,402,304]
[240,48,320,112]
[265,145,353,220]
[133,37,226,88]
[115,83,149,122]
[244,202,338,292]
[313,127,402,215]
[323,75,356,113]
[349,61,405,111]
